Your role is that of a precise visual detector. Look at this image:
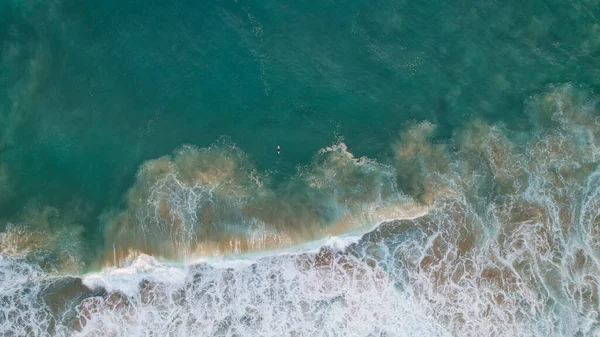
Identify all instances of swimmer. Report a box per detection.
[277,145,280,154]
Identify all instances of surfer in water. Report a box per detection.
[277,145,281,154]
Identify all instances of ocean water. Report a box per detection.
[1,0,600,336]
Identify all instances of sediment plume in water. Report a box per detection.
[383,84,600,336]
[1,84,600,336]
[0,199,92,273]
[103,138,427,263]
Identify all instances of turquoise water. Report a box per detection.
[3,0,599,215]
[1,0,600,336]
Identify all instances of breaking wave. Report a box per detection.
[102,138,426,262]
[1,84,600,336]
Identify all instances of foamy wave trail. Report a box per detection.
[381,83,600,336]
[103,137,426,263]
[1,246,450,336]
[73,252,449,337]
[2,84,600,336]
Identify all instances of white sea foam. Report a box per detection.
[82,254,186,297]
[2,85,600,336]
[72,248,451,337]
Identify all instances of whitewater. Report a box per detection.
[1,84,600,336]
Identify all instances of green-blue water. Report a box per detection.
[3,0,599,214]
[2,0,600,336]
